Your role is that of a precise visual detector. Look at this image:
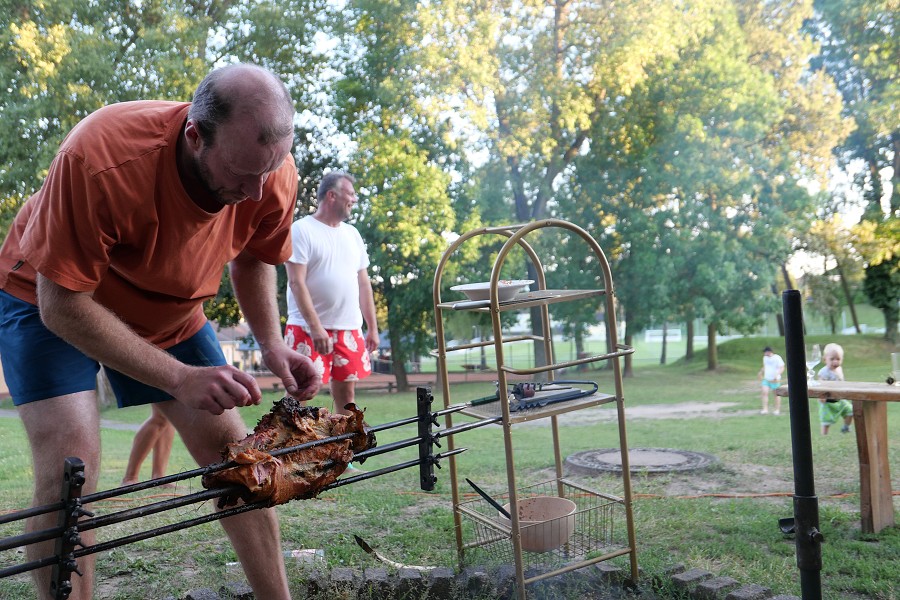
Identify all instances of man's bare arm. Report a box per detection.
[285,260,331,354]
[36,275,258,414]
[231,252,320,399]
[357,268,379,353]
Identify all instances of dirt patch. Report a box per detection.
[518,401,755,428]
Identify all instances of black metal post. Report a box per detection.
[782,290,823,600]
[50,457,92,600]
[417,387,438,491]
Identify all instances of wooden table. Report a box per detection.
[777,381,899,533]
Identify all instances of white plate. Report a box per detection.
[450,279,534,302]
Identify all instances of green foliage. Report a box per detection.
[0,1,213,204]
[863,258,900,342]
[351,127,456,368]
[564,0,841,358]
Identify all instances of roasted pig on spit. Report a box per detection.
[202,398,375,507]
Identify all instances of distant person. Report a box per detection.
[816,343,853,435]
[284,171,379,422]
[122,404,176,486]
[758,346,785,415]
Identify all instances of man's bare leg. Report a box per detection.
[123,404,173,485]
[150,408,175,481]
[330,380,356,416]
[19,392,100,600]
[159,402,290,599]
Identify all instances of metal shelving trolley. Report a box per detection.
[431,219,638,599]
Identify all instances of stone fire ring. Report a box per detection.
[566,447,718,474]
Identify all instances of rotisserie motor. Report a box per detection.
[202,398,375,507]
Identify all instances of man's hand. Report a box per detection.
[171,365,262,415]
[263,345,322,400]
[364,329,379,354]
[310,325,333,355]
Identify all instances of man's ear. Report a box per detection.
[183,120,204,152]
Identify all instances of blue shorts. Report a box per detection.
[762,379,781,390]
[0,289,226,408]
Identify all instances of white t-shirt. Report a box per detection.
[762,353,785,380]
[285,216,370,330]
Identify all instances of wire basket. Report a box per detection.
[457,479,628,569]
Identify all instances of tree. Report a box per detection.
[413,0,712,367]
[332,0,472,389]
[862,256,900,342]
[0,0,216,207]
[802,211,865,333]
[351,128,457,390]
[813,0,899,212]
[570,0,843,371]
[812,0,899,342]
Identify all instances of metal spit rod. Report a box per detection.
[0,402,472,528]
[0,445,469,583]
[0,387,500,586]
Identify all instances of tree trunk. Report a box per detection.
[775,262,796,336]
[574,330,585,359]
[781,263,796,290]
[835,261,862,333]
[706,323,718,371]
[574,329,586,372]
[392,361,409,392]
[526,263,548,374]
[772,284,785,336]
[389,328,409,392]
[885,310,898,345]
[685,318,695,361]
[660,323,668,365]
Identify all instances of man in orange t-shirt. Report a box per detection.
[0,64,318,600]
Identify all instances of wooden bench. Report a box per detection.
[777,380,900,533]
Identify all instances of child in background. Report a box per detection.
[758,346,785,415]
[816,343,853,435]
[121,404,176,486]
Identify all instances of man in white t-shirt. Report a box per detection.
[758,346,785,415]
[284,171,379,419]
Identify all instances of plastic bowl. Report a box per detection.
[450,279,534,302]
[497,496,577,552]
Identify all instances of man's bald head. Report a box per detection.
[188,64,295,146]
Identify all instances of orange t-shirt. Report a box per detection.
[0,101,296,348]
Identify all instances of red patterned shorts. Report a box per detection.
[284,325,372,385]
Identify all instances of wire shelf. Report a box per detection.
[457,479,629,570]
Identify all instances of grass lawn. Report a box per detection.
[0,334,897,599]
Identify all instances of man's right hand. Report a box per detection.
[310,326,333,355]
[171,365,263,415]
